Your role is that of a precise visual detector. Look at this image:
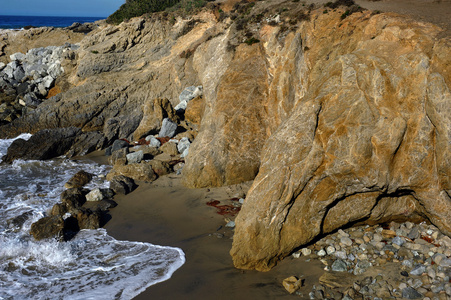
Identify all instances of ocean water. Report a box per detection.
[0,15,104,29]
[0,135,185,299]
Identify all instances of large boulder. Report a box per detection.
[182,43,270,187]
[231,11,451,271]
[2,127,82,163]
[30,216,65,240]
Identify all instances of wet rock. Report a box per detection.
[30,216,64,240]
[2,127,82,163]
[7,211,33,230]
[64,170,93,189]
[60,188,86,212]
[85,188,114,202]
[74,208,101,229]
[109,175,137,195]
[50,203,67,216]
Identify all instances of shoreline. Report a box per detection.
[103,174,325,299]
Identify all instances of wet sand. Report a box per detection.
[103,175,324,299]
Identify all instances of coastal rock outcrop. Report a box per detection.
[0,1,450,273]
[230,10,451,271]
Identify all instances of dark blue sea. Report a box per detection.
[0,15,104,29]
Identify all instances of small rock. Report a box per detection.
[126,150,144,164]
[402,287,423,299]
[340,237,353,247]
[109,175,137,195]
[317,249,326,257]
[392,236,406,246]
[283,276,303,294]
[301,248,312,256]
[86,188,114,202]
[410,264,426,276]
[158,118,177,138]
[331,259,347,272]
[225,220,235,228]
[145,135,161,148]
[64,170,93,189]
[326,245,336,255]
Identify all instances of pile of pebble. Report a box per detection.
[288,221,451,299]
[0,43,79,123]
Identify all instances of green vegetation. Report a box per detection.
[244,37,260,45]
[106,0,211,24]
[107,0,181,24]
[91,50,99,54]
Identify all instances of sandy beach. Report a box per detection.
[102,174,325,299]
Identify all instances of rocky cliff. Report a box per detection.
[0,1,450,272]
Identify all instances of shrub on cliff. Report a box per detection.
[107,0,212,24]
[107,0,181,24]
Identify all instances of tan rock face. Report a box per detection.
[231,10,451,271]
[182,43,270,187]
[133,98,178,139]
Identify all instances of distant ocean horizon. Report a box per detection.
[0,15,105,29]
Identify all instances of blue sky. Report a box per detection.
[1,0,125,17]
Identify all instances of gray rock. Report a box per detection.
[177,137,191,154]
[225,221,235,228]
[13,66,26,82]
[331,259,347,272]
[439,258,451,267]
[354,260,372,275]
[180,147,189,158]
[0,62,5,71]
[340,236,353,247]
[407,227,420,240]
[179,85,202,103]
[392,236,406,246]
[145,135,161,148]
[24,93,42,108]
[109,175,137,195]
[10,52,26,61]
[334,251,347,260]
[42,75,54,89]
[48,62,62,79]
[174,100,188,112]
[158,118,177,138]
[126,150,144,164]
[111,139,129,153]
[410,264,426,276]
[402,287,422,299]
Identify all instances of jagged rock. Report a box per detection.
[231,10,451,271]
[109,147,129,165]
[109,175,137,195]
[64,170,93,189]
[160,140,179,156]
[148,160,171,177]
[133,98,178,140]
[177,137,190,154]
[85,188,114,202]
[2,127,82,163]
[74,208,101,229]
[60,188,86,212]
[7,211,33,230]
[126,150,144,164]
[282,276,302,294]
[158,118,178,138]
[30,216,64,240]
[184,95,205,125]
[175,85,203,112]
[146,135,161,148]
[106,162,158,183]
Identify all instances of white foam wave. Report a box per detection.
[0,229,185,300]
[0,135,185,299]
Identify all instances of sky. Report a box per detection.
[0,0,126,17]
